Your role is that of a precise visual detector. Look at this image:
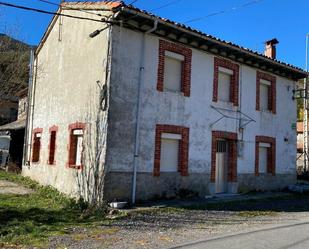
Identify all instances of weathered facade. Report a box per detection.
[23,1,308,202]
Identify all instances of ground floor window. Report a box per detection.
[32,128,43,163]
[154,124,189,176]
[48,126,58,165]
[255,136,276,176]
[68,122,85,169]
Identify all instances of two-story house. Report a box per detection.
[22,1,308,203]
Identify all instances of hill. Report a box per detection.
[0,33,33,97]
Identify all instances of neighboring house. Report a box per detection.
[0,95,18,125]
[22,1,308,202]
[0,88,28,168]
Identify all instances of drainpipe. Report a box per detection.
[131,19,158,205]
[22,50,34,166]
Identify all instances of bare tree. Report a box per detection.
[75,81,108,208]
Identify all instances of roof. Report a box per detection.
[0,119,26,131]
[112,2,308,80]
[38,1,308,80]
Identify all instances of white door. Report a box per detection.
[215,140,228,193]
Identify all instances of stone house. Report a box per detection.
[22,1,308,202]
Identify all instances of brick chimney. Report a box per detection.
[264,38,279,59]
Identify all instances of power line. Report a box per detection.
[121,0,182,23]
[150,0,182,12]
[184,0,264,24]
[37,0,107,17]
[127,0,139,5]
[0,1,116,24]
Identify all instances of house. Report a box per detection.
[0,88,28,169]
[22,1,308,202]
[0,95,18,126]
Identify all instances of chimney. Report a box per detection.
[264,38,279,59]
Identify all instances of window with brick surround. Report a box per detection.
[255,136,276,176]
[48,126,58,165]
[213,57,239,106]
[256,71,276,113]
[154,124,189,176]
[157,40,192,96]
[68,122,85,169]
[32,128,43,163]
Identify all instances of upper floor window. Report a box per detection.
[213,57,239,106]
[157,40,192,97]
[256,71,276,113]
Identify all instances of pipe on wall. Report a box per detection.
[131,19,158,205]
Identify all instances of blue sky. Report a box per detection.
[0,0,308,69]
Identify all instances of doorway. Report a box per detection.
[215,140,228,193]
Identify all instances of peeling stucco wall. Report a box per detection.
[22,9,112,199]
[105,26,297,200]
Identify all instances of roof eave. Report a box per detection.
[116,6,308,81]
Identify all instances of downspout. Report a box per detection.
[25,56,38,166]
[131,19,158,205]
[22,50,34,166]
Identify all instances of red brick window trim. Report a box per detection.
[32,128,43,163]
[154,124,189,177]
[67,122,86,169]
[256,71,276,114]
[157,39,192,97]
[213,57,239,106]
[48,125,58,165]
[211,131,238,182]
[255,136,276,176]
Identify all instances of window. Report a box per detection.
[163,52,184,92]
[213,58,239,106]
[259,80,270,111]
[218,68,233,102]
[256,71,276,113]
[160,133,182,172]
[32,128,43,163]
[258,143,270,173]
[255,136,276,176]
[154,124,189,176]
[68,122,85,169]
[157,40,192,97]
[48,126,58,165]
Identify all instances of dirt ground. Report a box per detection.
[0,180,34,195]
[48,196,309,249]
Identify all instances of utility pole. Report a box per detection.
[304,33,309,172]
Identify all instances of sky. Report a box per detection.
[0,0,308,69]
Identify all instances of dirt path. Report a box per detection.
[0,180,34,195]
[48,208,309,249]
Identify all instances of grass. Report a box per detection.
[0,171,109,248]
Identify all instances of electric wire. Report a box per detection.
[184,0,264,24]
[37,0,107,17]
[0,1,116,24]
